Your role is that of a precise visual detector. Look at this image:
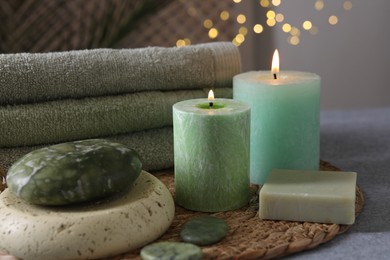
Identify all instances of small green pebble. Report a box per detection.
[180,216,228,246]
[140,241,202,260]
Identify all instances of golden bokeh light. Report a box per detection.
[176,39,186,47]
[267,18,276,27]
[176,38,191,47]
[176,0,350,47]
[272,0,281,7]
[232,38,240,46]
[220,10,230,21]
[282,23,292,33]
[235,34,245,44]
[266,10,276,19]
[315,0,324,11]
[343,1,353,11]
[329,15,338,25]
[237,14,247,24]
[303,20,313,30]
[290,27,300,36]
[184,38,191,45]
[208,28,219,39]
[232,33,246,46]
[203,19,213,29]
[289,36,300,45]
[260,0,270,8]
[253,24,264,34]
[275,13,284,23]
[239,26,248,35]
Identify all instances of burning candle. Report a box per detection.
[173,90,251,212]
[233,50,321,185]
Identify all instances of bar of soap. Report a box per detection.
[259,169,357,224]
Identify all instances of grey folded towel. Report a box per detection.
[0,42,240,105]
[0,127,173,172]
[1,88,232,147]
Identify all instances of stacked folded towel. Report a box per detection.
[0,42,241,171]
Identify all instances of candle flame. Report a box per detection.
[208,89,215,101]
[271,49,280,76]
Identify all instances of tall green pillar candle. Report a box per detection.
[233,71,320,185]
[173,98,250,212]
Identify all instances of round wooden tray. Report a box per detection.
[0,161,364,259]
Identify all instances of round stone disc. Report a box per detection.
[0,171,175,259]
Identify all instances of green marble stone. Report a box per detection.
[180,216,228,246]
[6,139,142,205]
[140,242,202,260]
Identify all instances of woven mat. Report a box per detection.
[118,160,364,259]
[0,161,364,259]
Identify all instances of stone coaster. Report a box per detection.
[0,171,175,259]
[0,161,364,259]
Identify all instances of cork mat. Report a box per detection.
[0,161,364,259]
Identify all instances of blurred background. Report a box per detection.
[237,0,390,110]
[1,0,388,110]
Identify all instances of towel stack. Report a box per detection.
[0,42,241,171]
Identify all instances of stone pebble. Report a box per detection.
[140,242,202,260]
[180,215,228,246]
[6,139,142,205]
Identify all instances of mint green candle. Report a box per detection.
[173,98,250,212]
[233,71,321,185]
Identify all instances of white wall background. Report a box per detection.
[237,0,390,110]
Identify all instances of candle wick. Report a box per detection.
[273,73,277,80]
[209,102,214,108]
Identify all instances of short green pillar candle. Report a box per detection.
[173,98,250,212]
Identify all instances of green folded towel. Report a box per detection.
[0,127,173,172]
[0,42,240,105]
[1,88,232,147]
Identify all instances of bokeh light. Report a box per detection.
[303,21,313,30]
[329,15,338,25]
[253,24,264,34]
[176,0,351,46]
[344,1,352,11]
[220,10,230,21]
[208,28,218,39]
[315,0,324,11]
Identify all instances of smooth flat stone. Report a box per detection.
[140,242,202,260]
[6,139,142,205]
[180,216,228,246]
[0,171,175,260]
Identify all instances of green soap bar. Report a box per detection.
[6,139,142,205]
[180,216,228,246]
[259,169,357,224]
[141,242,202,260]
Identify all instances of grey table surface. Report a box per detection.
[287,107,390,259]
